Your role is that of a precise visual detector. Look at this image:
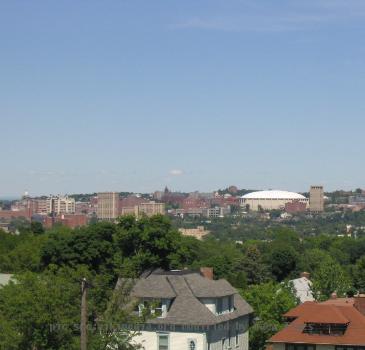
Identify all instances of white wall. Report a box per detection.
[133,330,206,350]
[131,317,250,350]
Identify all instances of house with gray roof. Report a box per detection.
[115,267,253,350]
[0,273,13,287]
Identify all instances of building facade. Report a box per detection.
[116,268,253,350]
[47,195,75,215]
[240,191,309,211]
[309,186,324,212]
[136,201,165,217]
[97,192,119,221]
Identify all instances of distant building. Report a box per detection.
[136,201,165,217]
[240,190,308,211]
[97,192,119,221]
[0,209,32,221]
[179,226,209,240]
[47,195,75,215]
[349,195,365,207]
[44,214,88,229]
[202,206,231,218]
[285,200,307,214]
[119,195,146,215]
[309,186,324,212]
[34,198,48,214]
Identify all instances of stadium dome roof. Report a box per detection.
[241,190,307,200]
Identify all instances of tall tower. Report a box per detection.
[309,186,324,212]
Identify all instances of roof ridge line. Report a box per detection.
[165,276,178,297]
[183,276,196,296]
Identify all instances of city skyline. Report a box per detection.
[1,0,365,196]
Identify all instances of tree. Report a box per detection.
[242,246,270,285]
[267,243,298,281]
[0,268,81,350]
[297,248,334,275]
[353,256,365,293]
[41,222,117,272]
[114,215,181,277]
[312,260,352,300]
[30,221,45,235]
[241,281,297,350]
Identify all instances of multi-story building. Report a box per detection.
[267,295,365,350]
[44,214,88,229]
[47,195,75,215]
[285,200,307,214]
[202,206,231,218]
[97,192,119,221]
[136,201,165,217]
[309,186,324,212]
[178,226,209,240]
[116,268,253,350]
[34,198,48,214]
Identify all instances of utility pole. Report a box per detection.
[80,278,88,350]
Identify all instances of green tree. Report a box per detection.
[241,281,297,350]
[353,256,365,293]
[30,221,45,235]
[312,260,352,300]
[115,215,181,277]
[242,246,270,285]
[41,222,116,272]
[0,268,81,350]
[267,243,298,281]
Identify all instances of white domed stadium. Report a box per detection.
[240,190,308,211]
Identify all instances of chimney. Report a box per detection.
[354,294,365,316]
[331,292,338,299]
[200,267,213,280]
[300,272,311,280]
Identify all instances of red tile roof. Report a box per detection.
[270,301,365,346]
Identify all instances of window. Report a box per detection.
[286,345,316,350]
[217,298,223,314]
[158,334,169,350]
[228,295,234,311]
[336,347,365,350]
[235,330,239,346]
[188,339,197,350]
[303,323,348,335]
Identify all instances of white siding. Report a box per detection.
[133,330,205,350]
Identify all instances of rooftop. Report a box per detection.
[270,301,365,346]
[241,190,307,200]
[116,269,253,326]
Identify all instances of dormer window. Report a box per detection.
[303,323,348,336]
[216,295,234,315]
[137,298,170,318]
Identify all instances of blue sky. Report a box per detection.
[1,0,365,197]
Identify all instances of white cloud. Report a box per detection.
[172,0,365,33]
[169,169,184,176]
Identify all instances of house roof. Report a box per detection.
[115,269,253,326]
[290,277,314,303]
[270,301,365,346]
[0,273,13,287]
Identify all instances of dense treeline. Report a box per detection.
[0,215,365,349]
